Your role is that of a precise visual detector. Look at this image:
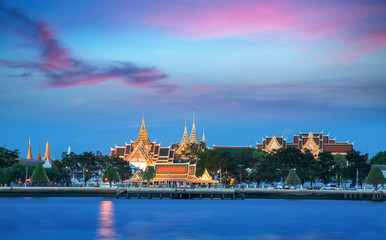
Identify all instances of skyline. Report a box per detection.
[1,0,385,159]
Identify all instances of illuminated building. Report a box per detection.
[257,130,354,158]
[110,112,175,171]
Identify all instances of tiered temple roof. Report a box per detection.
[171,112,207,157]
[135,113,151,145]
[110,112,175,170]
[189,112,201,144]
[257,130,354,158]
[180,117,190,145]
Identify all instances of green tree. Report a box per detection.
[197,149,231,177]
[257,151,282,184]
[61,152,78,184]
[109,156,132,181]
[230,149,257,184]
[31,164,50,185]
[0,146,19,168]
[318,151,335,185]
[297,150,320,186]
[345,150,371,186]
[285,169,301,188]
[45,167,62,184]
[370,151,386,165]
[102,165,120,187]
[53,159,71,186]
[2,163,27,185]
[142,166,155,187]
[67,152,99,186]
[334,154,347,186]
[250,150,268,185]
[365,167,386,190]
[0,169,5,185]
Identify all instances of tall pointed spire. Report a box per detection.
[202,128,206,143]
[43,140,52,162]
[181,115,190,144]
[141,101,146,130]
[26,137,33,159]
[135,105,150,145]
[43,140,52,168]
[190,111,200,144]
[36,143,42,160]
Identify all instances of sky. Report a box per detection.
[0,0,385,159]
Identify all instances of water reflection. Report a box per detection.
[96,201,117,240]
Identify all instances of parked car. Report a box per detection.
[283,185,291,189]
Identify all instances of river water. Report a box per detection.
[0,197,384,240]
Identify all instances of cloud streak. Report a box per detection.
[0,3,174,92]
[145,0,386,61]
[141,78,386,120]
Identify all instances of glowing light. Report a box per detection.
[97,201,117,240]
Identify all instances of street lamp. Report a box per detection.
[25,167,28,187]
[217,167,222,187]
[167,165,170,188]
[237,164,243,186]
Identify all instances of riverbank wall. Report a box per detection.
[0,187,384,201]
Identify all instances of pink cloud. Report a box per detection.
[0,3,173,93]
[146,0,386,60]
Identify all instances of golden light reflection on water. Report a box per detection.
[97,201,117,240]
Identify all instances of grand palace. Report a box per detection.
[110,112,216,186]
[109,111,354,186]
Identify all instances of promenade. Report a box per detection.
[0,187,384,201]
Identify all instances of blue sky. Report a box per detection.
[0,0,385,159]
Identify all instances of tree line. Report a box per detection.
[196,147,373,187]
[0,147,131,186]
[0,145,384,188]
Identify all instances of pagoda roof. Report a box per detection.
[189,111,201,144]
[135,112,151,145]
[180,117,190,145]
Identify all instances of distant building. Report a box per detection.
[257,130,354,158]
[17,138,53,166]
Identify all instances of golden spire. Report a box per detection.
[43,140,52,162]
[202,128,206,142]
[190,111,200,144]
[135,107,150,145]
[36,143,42,160]
[26,137,33,159]
[181,115,190,144]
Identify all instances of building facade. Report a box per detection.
[257,130,354,158]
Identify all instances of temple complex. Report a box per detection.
[257,130,354,158]
[112,110,218,186]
